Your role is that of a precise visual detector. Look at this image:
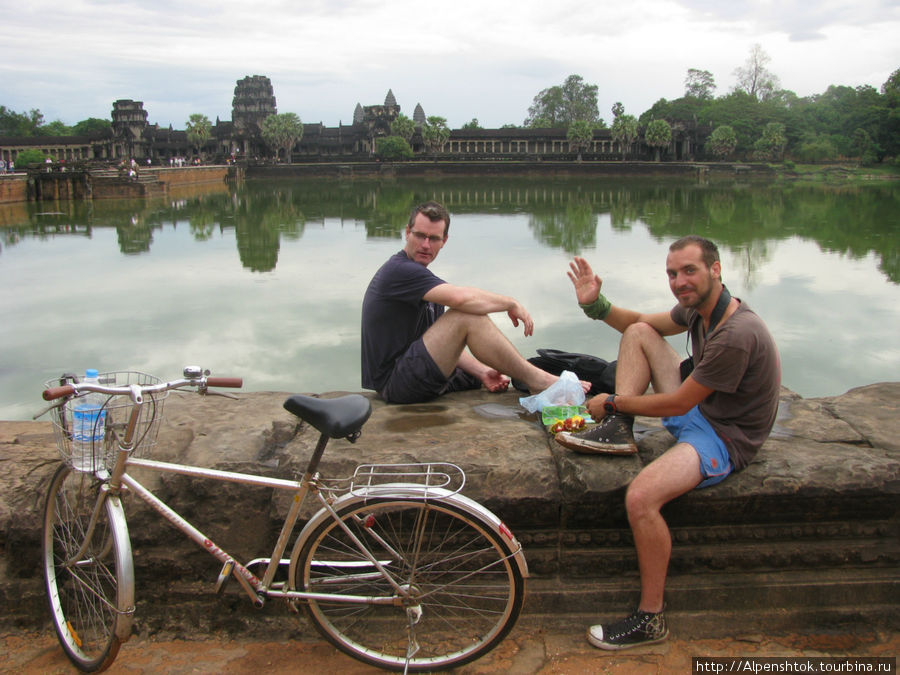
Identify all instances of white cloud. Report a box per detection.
[1,0,897,128]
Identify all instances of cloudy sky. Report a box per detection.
[3,0,898,130]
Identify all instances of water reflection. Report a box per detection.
[1,176,898,420]
[3,178,896,285]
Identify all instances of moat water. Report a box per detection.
[1,175,898,421]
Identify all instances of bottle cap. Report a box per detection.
[85,368,99,379]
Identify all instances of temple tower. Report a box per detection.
[413,103,426,128]
[110,99,150,159]
[231,75,277,156]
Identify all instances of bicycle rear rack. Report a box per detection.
[318,462,466,499]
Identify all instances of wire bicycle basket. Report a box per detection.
[45,370,168,472]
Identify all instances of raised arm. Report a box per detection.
[567,256,682,336]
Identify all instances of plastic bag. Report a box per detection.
[518,370,586,413]
[540,405,593,427]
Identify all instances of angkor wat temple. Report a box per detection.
[0,75,693,166]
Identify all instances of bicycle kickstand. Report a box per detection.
[404,604,422,675]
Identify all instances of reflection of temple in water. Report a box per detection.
[0,75,694,166]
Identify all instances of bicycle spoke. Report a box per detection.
[43,465,132,671]
[297,498,523,671]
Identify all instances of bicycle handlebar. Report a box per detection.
[206,377,243,389]
[42,385,76,401]
[42,373,243,401]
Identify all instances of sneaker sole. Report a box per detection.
[586,628,669,651]
[554,432,638,455]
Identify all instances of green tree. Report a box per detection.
[881,68,900,159]
[185,113,213,159]
[645,119,672,161]
[754,122,787,161]
[796,134,838,163]
[375,135,414,160]
[611,114,639,160]
[390,114,416,142]
[527,116,553,128]
[699,90,783,158]
[0,106,44,136]
[260,112,304,163]
[611,102,625,119]
[13,148,46,166]
[733,44,781,101]
[42,120,72,136]
[72,118,112,135]
[685,68,716,100]
[851,128,878,165]
[566,120,593,159]
[423,116,450,153]
[707,125,738,160]
[461,118,482,129]
[525,74,600,127]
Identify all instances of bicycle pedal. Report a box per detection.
[215,560,235,595]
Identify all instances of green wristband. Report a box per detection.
[579,293,612,320]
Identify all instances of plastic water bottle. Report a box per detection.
[71,369,107,471]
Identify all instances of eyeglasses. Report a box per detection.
[409,230,445,245]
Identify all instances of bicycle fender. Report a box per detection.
[105,495,136,642]
[290,488,529,581]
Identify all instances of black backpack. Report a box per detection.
[516,349,617,396]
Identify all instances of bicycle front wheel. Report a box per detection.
[42,464,134,672]
[294,497,525,672]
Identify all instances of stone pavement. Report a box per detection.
[1,382,897,655]
[3,621,898,674]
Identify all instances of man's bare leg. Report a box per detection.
[614,322,683,396]
[422,310,560,392]
[625,442,702,612]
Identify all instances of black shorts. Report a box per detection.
[381,338,480,404]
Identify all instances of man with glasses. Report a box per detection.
[362,201,585,404]
[555,236,780,650]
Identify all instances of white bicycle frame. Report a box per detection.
[48,373,527,621]
[107,455,527,611]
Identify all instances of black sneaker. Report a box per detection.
[587,608,668,650]
[554,414,637,455]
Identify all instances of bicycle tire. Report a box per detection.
[293,496,525,672]
[42,464,134,672]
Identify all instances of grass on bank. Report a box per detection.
[775,161,900,184]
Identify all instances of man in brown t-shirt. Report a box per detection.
[555,235,781,651]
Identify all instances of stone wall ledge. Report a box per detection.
[1,382,897,638]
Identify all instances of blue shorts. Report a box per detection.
[381,338,480,404]
[662,406,733,489]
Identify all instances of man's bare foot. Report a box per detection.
[528,371,591,395]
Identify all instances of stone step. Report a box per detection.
[2,384,897,638]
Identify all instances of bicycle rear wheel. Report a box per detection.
[293,497,525,672]
[42,464,134,672]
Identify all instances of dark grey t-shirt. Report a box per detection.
[671,302,781,470]
[361,251,446,392]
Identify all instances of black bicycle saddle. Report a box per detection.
[283,394,372,439]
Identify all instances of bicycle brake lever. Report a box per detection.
[33,400,65,420]
[202,389,240,400]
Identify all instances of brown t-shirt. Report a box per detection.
[670,302,781,470]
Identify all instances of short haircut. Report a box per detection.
[670,235,719,268]
[408,201,450,236]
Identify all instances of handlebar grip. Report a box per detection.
[207,377,243,388]
[43,385,76,401]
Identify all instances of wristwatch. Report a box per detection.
[603,394,618,415]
